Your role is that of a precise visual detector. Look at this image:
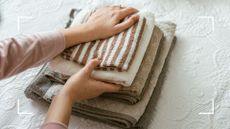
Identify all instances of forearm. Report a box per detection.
[0,24,94,79]
[45,90,73,126]
[0,31,65,79]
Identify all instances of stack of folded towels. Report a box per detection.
[24,7,177,129]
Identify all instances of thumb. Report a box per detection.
[82,58,101,76]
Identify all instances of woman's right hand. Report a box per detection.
[59,58,121,103]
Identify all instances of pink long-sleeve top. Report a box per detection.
[0,31,65,79]
[0,31,67,129]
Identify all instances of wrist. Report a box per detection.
[58,88,75,105]
[63,23,95,48]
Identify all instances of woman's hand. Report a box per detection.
[63,6,139,48]
[59,58,121,102]
[45,58,120,126]
[86,6,139,39]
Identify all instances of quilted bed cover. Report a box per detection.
[0,0,230,129]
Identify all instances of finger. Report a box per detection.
[117,7,138,20]
[113,15,139,33]
[94,80,121,93]
[107,5,124,10]
[111,4,121,9]
[83,58,101,76]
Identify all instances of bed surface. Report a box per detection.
[0,0,230,129]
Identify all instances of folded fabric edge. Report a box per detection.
[134,36,177,129]
[102,31,164,104]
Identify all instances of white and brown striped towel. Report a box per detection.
[61,11,146,71]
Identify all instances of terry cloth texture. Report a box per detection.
[24,20,176,129]
[45,25,163,104]
[61,10,146,72]
[50,10,155,87]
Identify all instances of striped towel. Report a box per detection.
[61,11,146,71]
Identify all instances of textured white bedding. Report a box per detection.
[0,0,230,129]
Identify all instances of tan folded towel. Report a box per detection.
[24,21,176,129]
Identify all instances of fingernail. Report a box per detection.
[97,56,102,60]
[134,15,139,21]
[97,57,102,64]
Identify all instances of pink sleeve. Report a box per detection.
[0,31,66,79]
[41,122,68,129]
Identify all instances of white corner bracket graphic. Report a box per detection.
[199,99,215,115]
[17,99,33,115]
[17,16,33,33]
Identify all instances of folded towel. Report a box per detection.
[24,21,176,129]
[62,11,147,71]
[45,25,163,104]
[49,10,155,86]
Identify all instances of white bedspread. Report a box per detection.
[1,0,230,129]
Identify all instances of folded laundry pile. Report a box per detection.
[24,8,176,129]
